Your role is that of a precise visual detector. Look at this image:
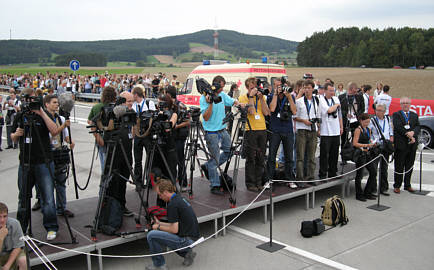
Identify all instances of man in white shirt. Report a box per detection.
[295,80,320,187]
[362,84,372,114]
[369,104,393,196]
[374,85,392,115]
[132,86,156,183]
[319,83,343,180]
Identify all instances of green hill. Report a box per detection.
[0,30,298,65]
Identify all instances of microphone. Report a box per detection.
[58,93,75,119]
[113,105,128,120]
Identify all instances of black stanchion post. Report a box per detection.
[368,155,390,211]
[257,181,285,253]
[414,145,429,195]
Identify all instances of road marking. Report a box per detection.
[229,225,358,270]
[74,104,93,109]
[427,192,434,197]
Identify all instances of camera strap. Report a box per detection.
[303,96,318,121]
[372,117,388,143]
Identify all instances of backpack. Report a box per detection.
[147,206,167,220]
[321,195,348,226]
[98,196,123,235]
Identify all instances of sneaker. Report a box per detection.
[210,186,224,195]
[288,183,297,189]
[47,231,57,241]
[0,148,3,152]
[57,209,75,218]
[200,164,209,180]
[123,207,134,217]
[183,250,197,266]
[145,264,168,270]
[32,200,41,211]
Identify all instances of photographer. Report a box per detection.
[4,90,21,150]
[318,83,343,180]
[352,113,377,201]
[146,179,199,270]
[167,86,190,188]
[132,86,156,182]
[43,95,75,217]
[295,80,320,187]
[369,104,393,196]
[239,77,270,192]
[200,76,240,195]
[0,202,27,270]
[266,77,296,186]
[11,88,59,240]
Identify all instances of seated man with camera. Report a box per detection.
[146,179,200,270]
[200,76,240,195]
[295,80,321,187]
[11,88,59,240]
[266,77,296,186]
[369,103,393,196]
[318,82,343,180]
[43,95,75,217]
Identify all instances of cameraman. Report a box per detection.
[369,104,393,196]
[200,76,240,195]
[11,88,59,240]
[318,83,343,180]
[295,80,320,187]
[266,78,296,185]
[167,86,190,188]
[132,86,156,182]
[239,77,270,192]
[43,95,75,217]
[4,90,21,150]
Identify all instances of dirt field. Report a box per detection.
[165,67,434,100]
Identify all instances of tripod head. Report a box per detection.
[223,104,252,125]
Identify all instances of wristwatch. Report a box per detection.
[157,224,161,230]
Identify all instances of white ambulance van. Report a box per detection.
[178,62,287,107]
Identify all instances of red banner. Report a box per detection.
[368,97,434,116]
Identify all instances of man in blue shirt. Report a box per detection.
[266,78,297,184]
[200,76,240,195]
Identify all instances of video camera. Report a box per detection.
[223,104,252,125]
[280,77,293,93]
[256,79,270,96]
[20,94,43,114]
[196,78,222,104]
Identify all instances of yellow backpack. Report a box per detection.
[321,195,348,226]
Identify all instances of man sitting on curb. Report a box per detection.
[0,202,27,270]
[146,179,200,270]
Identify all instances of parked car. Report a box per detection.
[419,116,434,148]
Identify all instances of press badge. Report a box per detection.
[255,114,260,120]
[51,139,59,146]
[25,137,32,144]
[404,125,410,130]
[277,113,281,118]
[128,132,133,139]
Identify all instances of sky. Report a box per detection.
[1,0,433,42]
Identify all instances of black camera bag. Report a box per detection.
[300,221,315,238]
[98,196,123,235]
[312,218,325,235]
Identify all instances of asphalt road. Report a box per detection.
[2,100,434,270]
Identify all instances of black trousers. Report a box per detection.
[372,152,390,192]
[133,136,151,183]
[394,145,416,189]
[245,130,267,187]
[319,135,340,178]
[355,155,377,196]
[175,138,187,185]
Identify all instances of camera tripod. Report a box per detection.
[134,133,179,228]
[17,112,77,246]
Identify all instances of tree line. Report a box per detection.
[54,52,107,67]
[296,27,434,68]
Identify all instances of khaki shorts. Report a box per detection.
[0,249,26,270]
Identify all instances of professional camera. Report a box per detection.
[20,94,43,113]
[280,102,291,121]
[256,79,269,96]
[309,118,321,125]
[188,107,201,122]
[223,104,251,125]
[280,77,293,93]
[328,111,338,118]
[196,78,222,104]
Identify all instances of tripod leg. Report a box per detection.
[156,144,178,191]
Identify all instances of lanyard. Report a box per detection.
[136,100,145,114]
[325,97,334,107]
[375,117,385,133]
[254,96,258,113]
[401,111,410,124]
[363,127,370,140]
[279,96,287,112]
[170,193,176,201]
[306,99,312,115]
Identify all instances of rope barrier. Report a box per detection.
[21,183,270,259]
[23,236,57,270]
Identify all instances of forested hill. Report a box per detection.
[296,27,434,68]
[0,30,298,65]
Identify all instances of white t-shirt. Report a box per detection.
[319,96,341,136]
[49,115,69,149]
[363,93,370,113]
[374,93,392,115]
[132,99,156,114]
[295,96,320,131]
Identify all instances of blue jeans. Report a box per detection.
[267,132,294,180]
[17,163,58,232]
[147,230,194,267]
[204,130,231,187]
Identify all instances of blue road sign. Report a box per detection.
[69,60,80,71]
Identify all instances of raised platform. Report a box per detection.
[13,163,357,269]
